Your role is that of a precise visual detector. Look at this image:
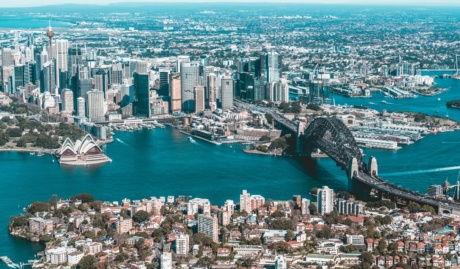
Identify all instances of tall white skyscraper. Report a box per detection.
[317,186,335,215]
[220,77,234,110]
[61,89,74,114]
[86,90,105,122]
[54,39,69,89]
[77,97,85,117]
[160,252,172,269]
[267,51,281,82]
[274,79,289,103]
[240,190,251,213]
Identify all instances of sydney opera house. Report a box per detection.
[55,135,112,165]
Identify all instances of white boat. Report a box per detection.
[452,54,460,80]
[381,100,387,104]
[188,137,196,143]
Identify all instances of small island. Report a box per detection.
[446,100,460,109]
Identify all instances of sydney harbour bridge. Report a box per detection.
[274,113,460,215]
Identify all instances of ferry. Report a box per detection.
[1,256,20,268]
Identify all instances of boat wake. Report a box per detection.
[381,166,460,177]
[116,138,129,146]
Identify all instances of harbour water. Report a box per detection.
[0,17,73,29]
[1,78,460,265]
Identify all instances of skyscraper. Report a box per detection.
[194,86,205,113]
[198,214,219,243]
[207,73,217,111]
[220,77,234,110]
[86,90,105,122]
[61,89,74,114]
[133,72,151,118]
[169,72,181,113]
[180,62,200,113]
[317,186,334,215]
[1,48,13,67]
[267,51,281,82]
[55,39,69,88]
[77,97,85,117]
[176,55,190,73]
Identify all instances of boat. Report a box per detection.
[438,98,441,101]
[453,54,460,80]
[1,256,20,268]
[188,137,196,143]
[29,152,36,155]
[381,100,387,104]
[37,152,44,157]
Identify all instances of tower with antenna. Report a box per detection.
[46,21,55,93]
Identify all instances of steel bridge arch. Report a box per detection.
[300,117,366,171]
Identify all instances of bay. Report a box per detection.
[1,78,460,266]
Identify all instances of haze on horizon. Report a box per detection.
[0,0,459,8]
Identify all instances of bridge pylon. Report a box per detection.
[348,157,359,192]
[368,156,378,177]
[296,121,306,154]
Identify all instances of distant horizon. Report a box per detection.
[1,0,460,8]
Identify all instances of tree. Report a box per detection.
[78,255,96,269]
[421,205,435,215]
[378,239,387,254]
[133,210,149,223]
[309,203,318,215]
[361,251,374,264]
[408,202,421,213]
[27,201,49,214]
[76,193,95,203]
[285,230,295,241]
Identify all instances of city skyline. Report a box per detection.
[0,0,460,7]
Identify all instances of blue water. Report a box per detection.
[0,17,73,29]
[0,78,460,265]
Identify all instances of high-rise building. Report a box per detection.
[249,195,265,211]
[267,51,281,82]
[176,55,190,73]
[160,252,172,269]
[194,86,205,113]
[1,48,13,67]
[317,186,334,215]
[170,72,181,112]
[274,79,289,102]
[240,190,251,213]
[86,90,105,122]
[180,62,200,113]
[55,39,69,88]
[175,233,189,256]
[158,69,170,96]
[136,61,149,74]
[61,89,74,114]
[77,97,85,117]
[220,77,234,110]
[93,70,108,93]
[198,214,219,243]
[133,72,151,118]
[110,63,123,85]
[207,73,217,111]
[301,198,310,215]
